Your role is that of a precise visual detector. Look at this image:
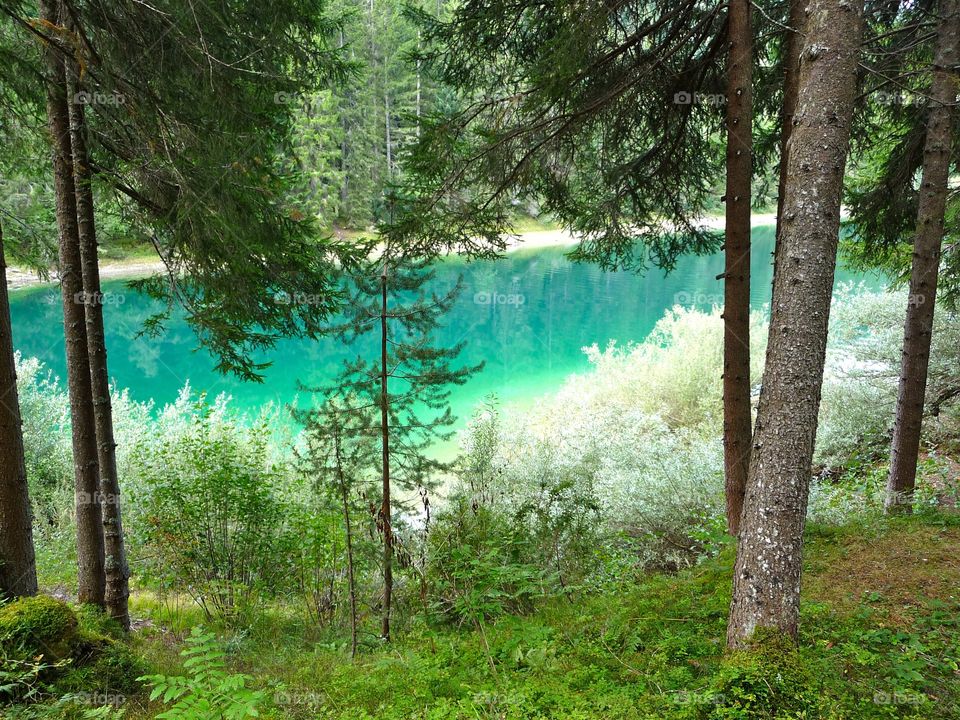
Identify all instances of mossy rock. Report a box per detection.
[0,595,79,662]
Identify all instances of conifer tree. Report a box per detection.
[727,0,864,647]
[38,0,106,607]
[885,0,959,512]
[307,238,481,640]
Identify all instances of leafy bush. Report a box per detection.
[426,501,548,624]
[816,285,960,467]
[16,355,72,524]
[574,306,765,435]
[128,392,295,623]
[0,652,70,705]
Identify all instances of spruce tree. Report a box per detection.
[885,0,959,513]
[305,239,481,640]
[727,0,864,647]
[38,0,106,607]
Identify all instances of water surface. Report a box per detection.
[10,226,883,425]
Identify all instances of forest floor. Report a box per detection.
[109,509,960,720]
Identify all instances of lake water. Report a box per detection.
[9,226,883,428]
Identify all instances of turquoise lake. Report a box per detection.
[9,226,883,428]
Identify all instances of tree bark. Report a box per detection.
[722,0,753,537]
[0,221,38,599]
[885,0,960,514]
[727,0,863,648]
[40,0,106,607]
[775,0,805,235]
[380,265,393,641]
[66,63,131,628]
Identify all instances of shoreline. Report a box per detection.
[7,258,164,292]
[506,212,777,251]
[9,214,779,292]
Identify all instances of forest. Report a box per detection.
[1,0,960,718]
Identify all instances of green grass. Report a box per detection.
[106,510,960,720]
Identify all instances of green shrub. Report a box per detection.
[426,501,548,625]
[128,393,294,624]
[0,596,78,663]
[456,382,726,575]
[139,626,266,720]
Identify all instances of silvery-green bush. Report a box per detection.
[816,285,960,467]
[455,309,736,573]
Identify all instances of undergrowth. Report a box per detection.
[103,509,960,720]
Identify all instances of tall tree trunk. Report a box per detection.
[338,30,350,212]
[66,64,131,628]
[885,0,960,513]
[0,221,38,599]
[40,0,106,607]
[775,0,805,236]
[727,0,863,648]
[380,264,393,641]
[722,0,753,537]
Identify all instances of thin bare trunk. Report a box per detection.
[886,0,960,513]
[722,0,753,537]
[416,31,422,138]
[40,0,105,607]
[384,94,393,178]
[66,64,131,628]
[727,0,863,648]
[0,221,38,599]
[380,265,392,641]
[337,456,357,657]
[338,30,350,209]
[333,424,359,657]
